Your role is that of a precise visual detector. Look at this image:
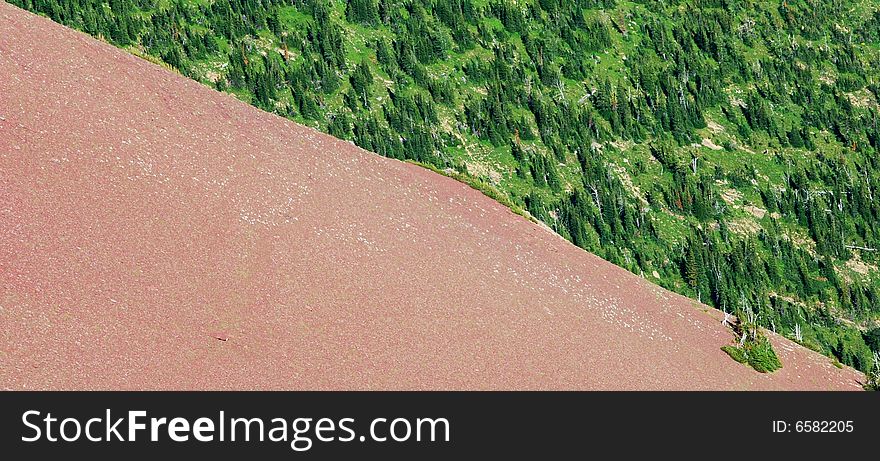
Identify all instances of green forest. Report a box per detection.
[14,0,880,374]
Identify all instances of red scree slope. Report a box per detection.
[0,3,865,390]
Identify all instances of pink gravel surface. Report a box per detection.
[0,3,866,390]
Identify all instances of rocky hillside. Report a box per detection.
[0,2,867,389]
[10,0,880,373]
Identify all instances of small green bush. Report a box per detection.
[865,352,880,391]
[721,345,748,364]
[722,310,782,373]
[743,335,782,373]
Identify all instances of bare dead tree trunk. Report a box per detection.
[588,184,601,214]
[845,245,877,252]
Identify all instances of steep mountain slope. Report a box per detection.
[0,2,865,389]
[10,0,880,373]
